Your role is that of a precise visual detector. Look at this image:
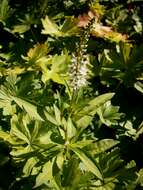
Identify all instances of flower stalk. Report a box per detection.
[68,18,94,94]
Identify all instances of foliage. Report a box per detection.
[0,0,143,189]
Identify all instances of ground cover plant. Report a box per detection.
[0,0,143,189]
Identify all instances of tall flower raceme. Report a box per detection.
[68,18,94,93]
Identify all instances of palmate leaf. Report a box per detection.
[136,121,143,140]
[41,53,70,84]
[70,147,103,180]
[0,113,61,160]
[78,150,138,190]
[23,45,70,85]
[41,16,78,37]
[138,168,143,187]
[97,148,138,189]
[0,75,43,120]
[91,181,116,190]
[12,14,34,34]
[12,24,30,34]
[44,107,59,126]
[0,130,18,144]
[35,160,61,190]
[10,145,33,157]
[11,114,30,144]
[96,101,123,126]
[0,0,10,24]
[13,97,43,121]
[66,117,76,140]
[74,93,115,128]
[22,157,38,177]
[99,43,143,87]
[62,156,80,188]
[90,139,119,155]
[60,16,79,36]
[23,43,50,65]
[77,93,115,117]
[41,16,62,36]
[0,85,16,115]
[134,81,143,94]
[117,161,138,189]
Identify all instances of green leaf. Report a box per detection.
[76,115,93,129]
[54,104,61,125]
[119,42,131,64]
[100,43,143,86]
[44,107,59,125]
[23,157,38,177]
[138,168,143,186]
[12,14,34,34]
[11,115,30,144]
[60,16,78,36]
[0,0,10,24]
[0,85,16,115]
[13,97,43,121]
[71,140,93,149]
[134,81,143,94]
[91,139,119,155]
[41,16,78,37]
[35,161,52,187]
[0,130,17,144]
[75,93,115,128]
[96,101,123,126]
[136,121,143,139]
[41,53,69,84]
[62,156,79,187]
[88,93,115,110]
[23,43,49,65]
[56,153,64,170]
[0,75,43,120]
[12,24,30,34]
[35,160,61,190]
[70,147,103,180]
[91,181,116,190]
[67,117,76,139]
[41,16,62,36]
[10,145,33,157]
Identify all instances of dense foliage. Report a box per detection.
[0,0,143,189]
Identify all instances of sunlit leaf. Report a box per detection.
[71,147,103,180]
[53,104,61,125]
[12,14,34,34]
[97,101,123,126]
[23,157,38,177]
[134,81,143,94]
[41,16,62,36]
[0,130,16,144]
[12,24,30,34]
[11,115,30,144]
[35,160,61,190]
[138,168,143,186]
[75,93,115,127]
[0,0,10,24]
[13,97,43,121]
[41,16,78,37]
[91,139,119,155]
[67,117,76,140]
[41,53,69,84]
